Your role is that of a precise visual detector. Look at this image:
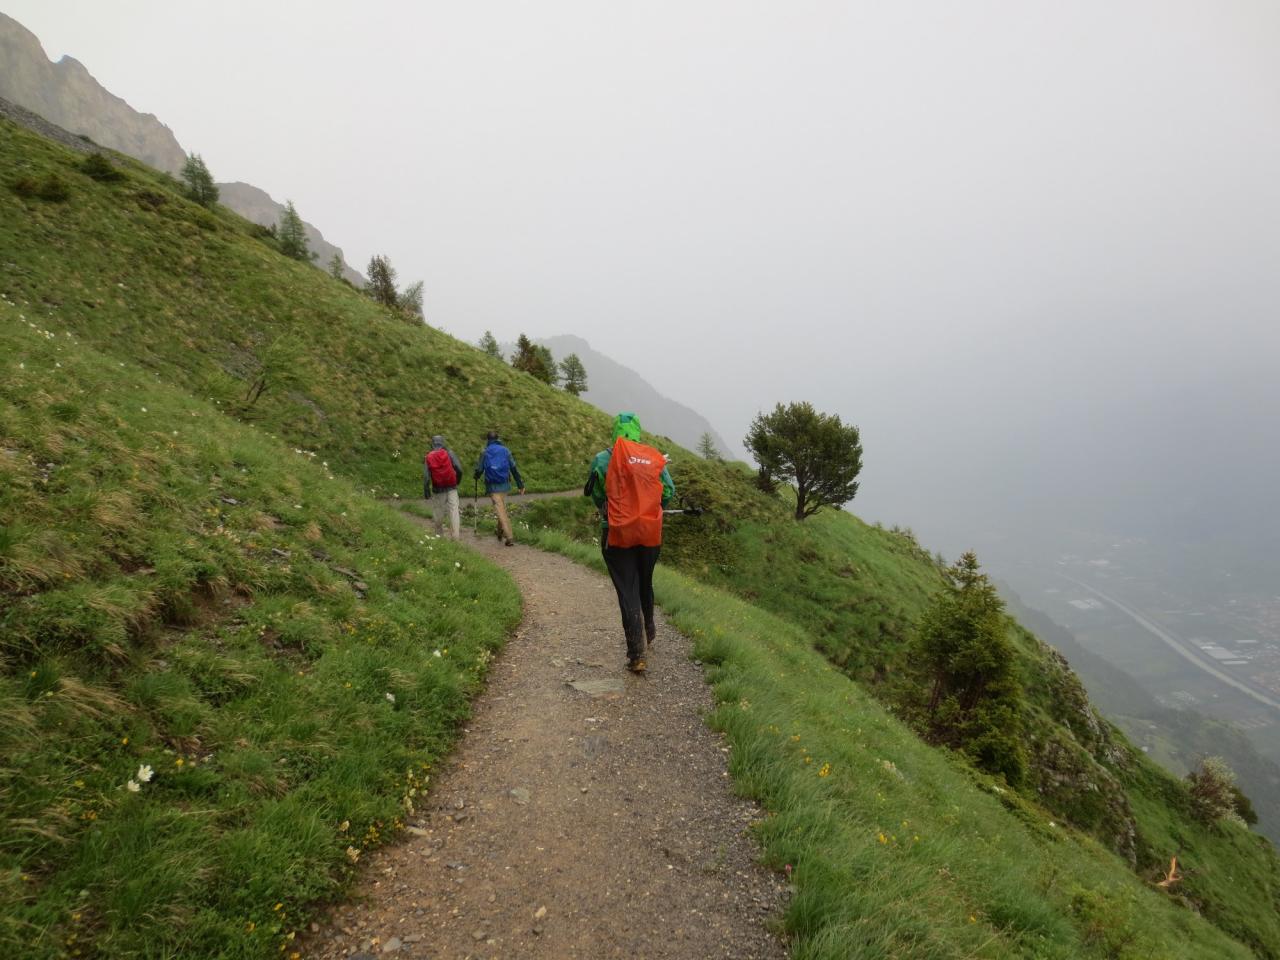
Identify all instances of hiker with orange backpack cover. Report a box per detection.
[424,435,465,540]
[584,412,675,673]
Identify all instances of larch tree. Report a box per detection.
[277,201,313,261]
[180,153,219,207]
[915,551,1027,786]
[365,255,399,307]
[479,331,502,360]
[559,353,588,395]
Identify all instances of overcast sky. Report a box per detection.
[8,1,1280,558]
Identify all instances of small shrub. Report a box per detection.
[12,174,70,201]
[1187,757,1247,825]
[81,153,125,182]
[134,190,168,210]
[37,174,71,202]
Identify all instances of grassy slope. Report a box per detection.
[520,529,1260,959]
[0,118,612,496]
[518,487,1280,955]
[4,117,1278,956]
[0,314,520,957]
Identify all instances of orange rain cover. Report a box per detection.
[605,436,665,548]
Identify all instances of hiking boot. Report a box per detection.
[627,657,647,675]
[504,538,515,547]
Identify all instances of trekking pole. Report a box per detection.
[472,477,479,537]
[663,498,705,517]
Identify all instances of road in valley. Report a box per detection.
[1063,576,1280,713]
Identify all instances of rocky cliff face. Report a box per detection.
[0,13,187,173]
[0,13,362,284]
[216,182,364,286]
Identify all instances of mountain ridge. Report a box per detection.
[536,333,733,457]
[0,12,363,285]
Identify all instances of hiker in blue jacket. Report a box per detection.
[474,431,524,546]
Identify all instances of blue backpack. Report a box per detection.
[482,444,512,484]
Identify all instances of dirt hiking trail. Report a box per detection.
[308,512,788,959]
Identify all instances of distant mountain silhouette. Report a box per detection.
[536,335,732,456]
[0,12,362,285]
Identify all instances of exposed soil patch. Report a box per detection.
[307,514,788,959]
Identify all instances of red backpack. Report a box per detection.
[425,448,458,489]
[605,436,665,548]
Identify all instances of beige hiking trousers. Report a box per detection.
[490,491,514,543]
[431,488,461,540]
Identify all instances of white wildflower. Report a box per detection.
[126,779,141,793]
[137,764,154,783]
[433,650,442,658]
[385,692,396,704]
[454,561,461,569]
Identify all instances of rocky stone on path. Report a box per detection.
[568,678,624,697]
[380,936,402,953]
[509,786,531,805]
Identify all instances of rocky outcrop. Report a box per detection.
[216,182,364,286]
[1027,642,1139,863]
[0,13,362,285]
[0,13,187,173]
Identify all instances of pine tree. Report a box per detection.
[511,334,538,374]
[744,401,862,520]
[915,552,1027,786]
[536,345,559,386]
[327,253,345,280]
[559,353,588,395]
[478,331,502,360]
[365,255,399,307]
[277,201,313,261]
[180,153,219,207]
[696,432,719,460]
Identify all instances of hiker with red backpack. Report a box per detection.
[474,431,525,546]
[424,435,464,540]
[584,412,674,674]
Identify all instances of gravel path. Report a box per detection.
[307,514,788,960]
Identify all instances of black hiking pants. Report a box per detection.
[601,530,660,662]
